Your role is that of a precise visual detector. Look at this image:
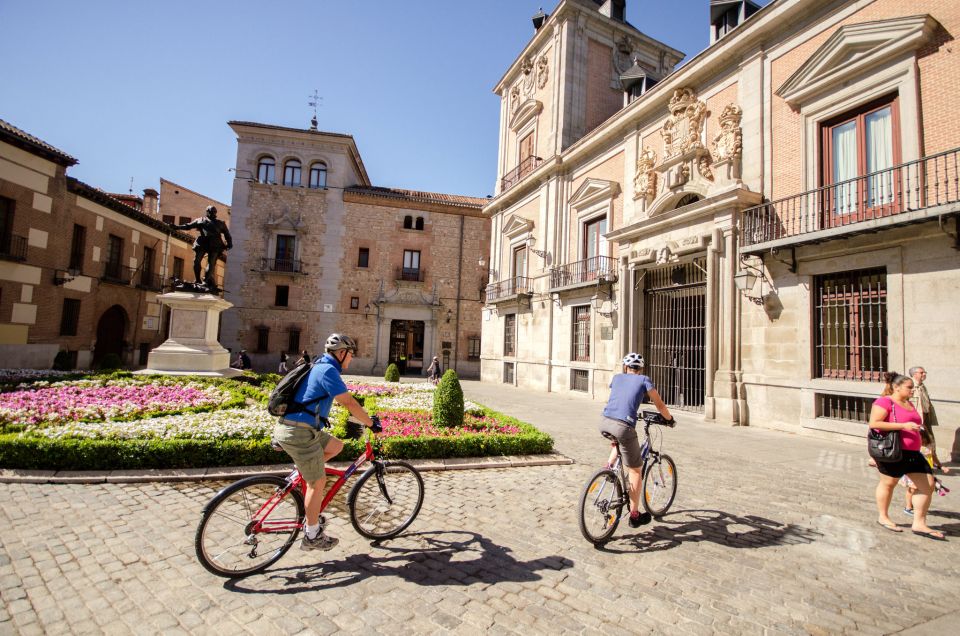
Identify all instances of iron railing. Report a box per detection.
[101,263,133,285]
[486,276,532,302]
[550,255,617,289]
[137,271,164,291]
[742,148,960,247]
[500,155,542,192]
[0,234,27,262]
[395,267,425,282]
[259,258,304,273]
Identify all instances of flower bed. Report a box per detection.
[0,373,553,470]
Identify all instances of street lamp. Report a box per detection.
[446,308,453,323]
[364,303,372,320]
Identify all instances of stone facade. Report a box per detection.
[481,0,960,459]
[222,121,489,377]
[0,119,203,369]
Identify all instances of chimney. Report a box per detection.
[532,8,548,31]
[142,188,159,217]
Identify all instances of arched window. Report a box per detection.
[308,162,327,189]
[257,156,276,184]
[403,215,413,229]
[283,159,302,187]
[415,217,424,230]
[675,194,701,208]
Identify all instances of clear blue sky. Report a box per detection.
[1,0,771,204]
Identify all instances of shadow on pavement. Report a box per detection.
[224,530,573,593]
[596,509,822,554]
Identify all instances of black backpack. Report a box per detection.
[267,363,324,417]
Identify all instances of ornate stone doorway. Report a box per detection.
[389,320,425,375]
[93,305,128,367]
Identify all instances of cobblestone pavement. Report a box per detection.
[2,379,959,634]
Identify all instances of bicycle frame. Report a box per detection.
[604,420,662,511]
[247,430,378,536]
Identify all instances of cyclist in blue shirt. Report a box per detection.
[600,353,674,528]
[272,333,381,551]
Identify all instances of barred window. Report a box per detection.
[59,298,80,336]
[256,326,270,353]
[571,369,589,392]
[503,361,515,384]
[815,268,887,381]
[287,329,300,355]
[572,305,591,361]
[504,314,516,357]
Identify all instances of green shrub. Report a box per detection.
[433,369,464,428]
[384,363,400,382]
[97,353,123,370]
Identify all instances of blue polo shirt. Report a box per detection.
[602,373,656,426]
[282,353,349,426]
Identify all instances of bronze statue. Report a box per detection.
[169,205,233,292]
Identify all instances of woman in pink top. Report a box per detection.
[870,372,944,540]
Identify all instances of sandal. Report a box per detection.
[912,529,946,541]
[876,520,903,532]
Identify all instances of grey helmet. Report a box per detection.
[324,333,358,354]
[622,352,645,369]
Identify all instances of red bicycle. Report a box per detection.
[194,423,425,577]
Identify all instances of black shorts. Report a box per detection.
[876,450,933,479]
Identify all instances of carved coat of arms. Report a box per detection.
[661,88,707,159]
[633,148,658,200]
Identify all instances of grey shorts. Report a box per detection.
[272,421,334,483]
[599,416,643,468]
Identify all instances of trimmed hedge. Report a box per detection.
[384,363,400,382]
[433,369,464,428]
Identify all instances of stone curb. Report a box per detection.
[0,452,574,485]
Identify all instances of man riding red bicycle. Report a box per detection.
[271,333,381,551]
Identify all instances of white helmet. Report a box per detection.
[324,333,357,354]
[622,353,645,369]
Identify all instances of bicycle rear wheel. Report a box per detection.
[195,475,304,578]
[642,454,677,518]
[348,461,424,540]
[578,469,623,545]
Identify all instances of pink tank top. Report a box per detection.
[873,396,922,451]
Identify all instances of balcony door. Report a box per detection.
[275,235,296,271]
[822,94,900,227]
[512,245,527,294]
[583,216,608,280]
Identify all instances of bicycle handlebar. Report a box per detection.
[639,410,676,428]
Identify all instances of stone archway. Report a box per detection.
[93,305,128,367]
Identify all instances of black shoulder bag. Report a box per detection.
[867,401,902,463]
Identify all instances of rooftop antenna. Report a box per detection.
[129,177,134,194]
[308,89,322,130]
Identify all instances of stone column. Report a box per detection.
[711,229,742,424]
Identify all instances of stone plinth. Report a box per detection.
[138,292,240,377]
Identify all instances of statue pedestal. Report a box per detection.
[137,292,240,377]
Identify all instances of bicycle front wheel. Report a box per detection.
[578,469,623,545]
[642,454,678,518]
[348,461,424,540]
[195,475,304,578]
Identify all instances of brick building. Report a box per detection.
[0,118,224,369]
[481,0,960,456]
[222,120,489,377]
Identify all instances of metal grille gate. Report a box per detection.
[643,258,707,413]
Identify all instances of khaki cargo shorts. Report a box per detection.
[272,421,334,483]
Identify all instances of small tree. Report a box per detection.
[384,363,401,382]
[433,369,464,428]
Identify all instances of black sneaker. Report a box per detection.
[300,531,338,551]
[629,512,652,528]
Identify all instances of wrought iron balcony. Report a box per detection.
[259,258,304,273]
[101,263,133,285]
[742,148,960,252]
[485,276,533,303]
[137,271,164,292]
[500,155,542,192]
[395,267,425,282]
[0,234,27,262]
[550,256,617,291]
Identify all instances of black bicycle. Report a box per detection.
[578,410,678,545]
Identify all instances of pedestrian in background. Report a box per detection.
[427,356,442,385]
[870,372,944,540]
[909,366,949,473]
[296,350,311,367]
[278,352,289,374]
